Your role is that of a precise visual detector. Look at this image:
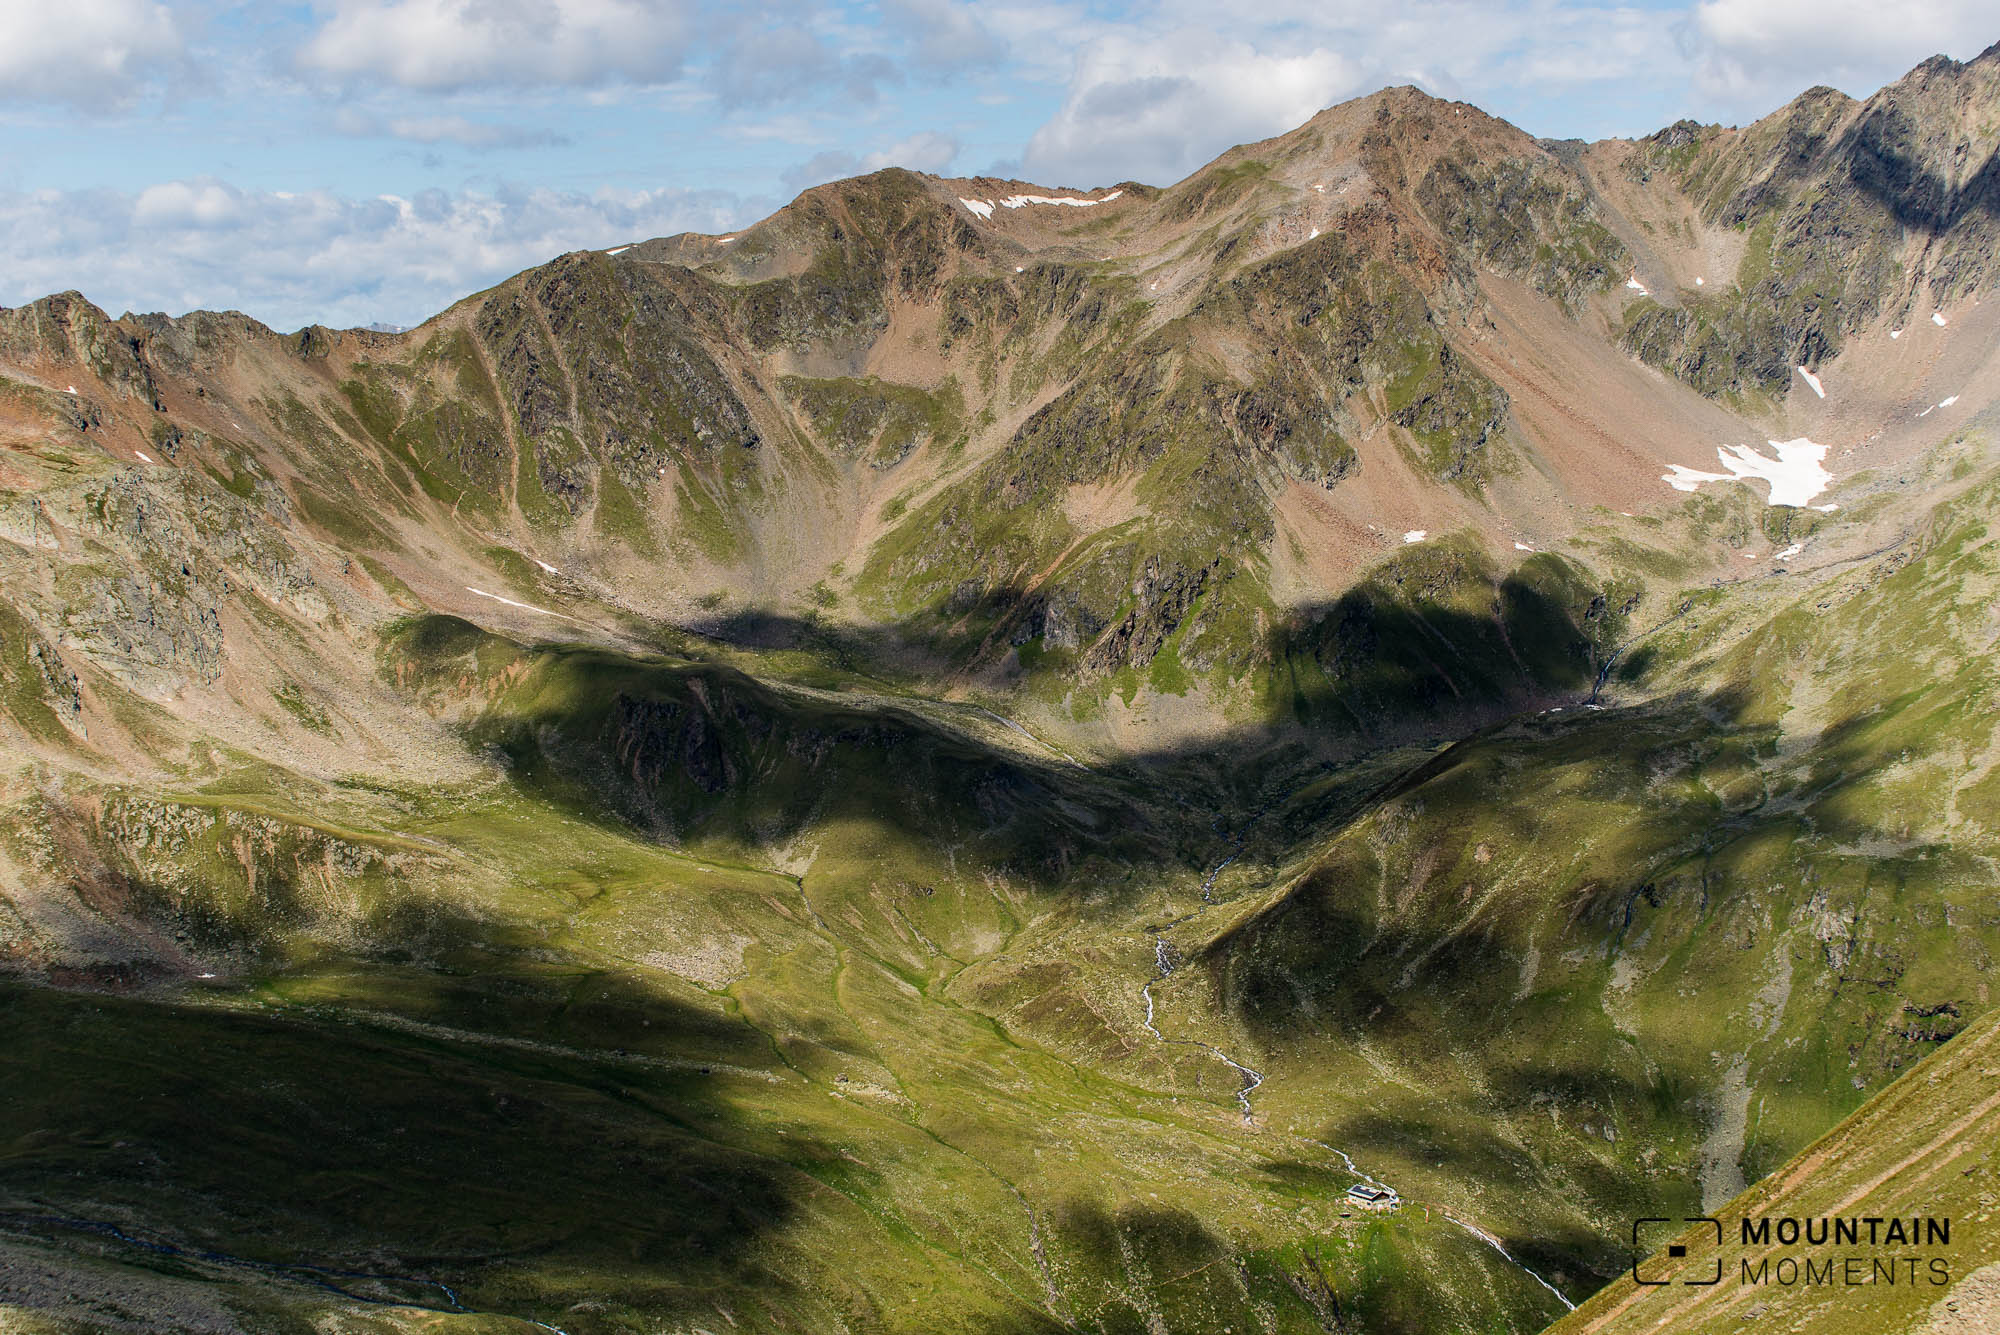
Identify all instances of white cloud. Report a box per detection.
[0,0,183,105]
[723,114,837,145]
[861,130,960,174]
[1685,0,1997,109]
[0,178,751,332]
[300,0,691,91]
[706,24,899,107]
[880,0,1004,71]
[133,181,245,227]
[1023,31,1365,186]
[332,108,569,149]
[780,131,961,192]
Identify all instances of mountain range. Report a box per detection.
[4,41,2000,1335]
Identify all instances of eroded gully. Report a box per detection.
[1138,818,1264,1119]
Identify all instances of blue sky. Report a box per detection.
[1,1,1993,330]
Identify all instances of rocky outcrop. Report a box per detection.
[27,640,82,725]
[0,292,167,411]
[1083,557,1218,674]
[783,375,958,469]
[59,575,225,691]
[1416,146,1625,307]
[1010,588,1105,653]
[611,691,732,796]
[1620,44,2000,397]
[93,795,438,951]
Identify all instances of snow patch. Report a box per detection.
[998,192,1106,209]
[466,586,580,623]
[716,235,735,243]
[1402,530,1427,544]
[1308,227,1318,239]
[1774,543,1803,561]
[64,386,76,394]
[1796,366,1824,398]
[1939,395,1959,408]
[134,451,153,463]
[534,559,558,574]
[1695,276,1704,286]
[1889,329,1902,339]
[1625,277,1648,295]
[1514,542,1535,552]
[1662,437,1832,507]
[1933,311,1948,326]
[958,198,994,220]
[1812,503,1838,513]
[604,245,632,256]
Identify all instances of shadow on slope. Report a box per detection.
[1840,95,2000,236]
[0,963,827,1333]
[1201,678,1953,1047]
[383,549,1620,904]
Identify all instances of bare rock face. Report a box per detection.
[61,575,225,692]
[0,463,339,696]
[1010,588,1103,653]
[0,291,167,410]
[610,691,731,797]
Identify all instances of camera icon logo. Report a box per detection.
[1632,1216,1724,1286]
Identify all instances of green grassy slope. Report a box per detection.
[0,755,1570,1335]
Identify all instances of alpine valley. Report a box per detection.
[6,42,2000,1335]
